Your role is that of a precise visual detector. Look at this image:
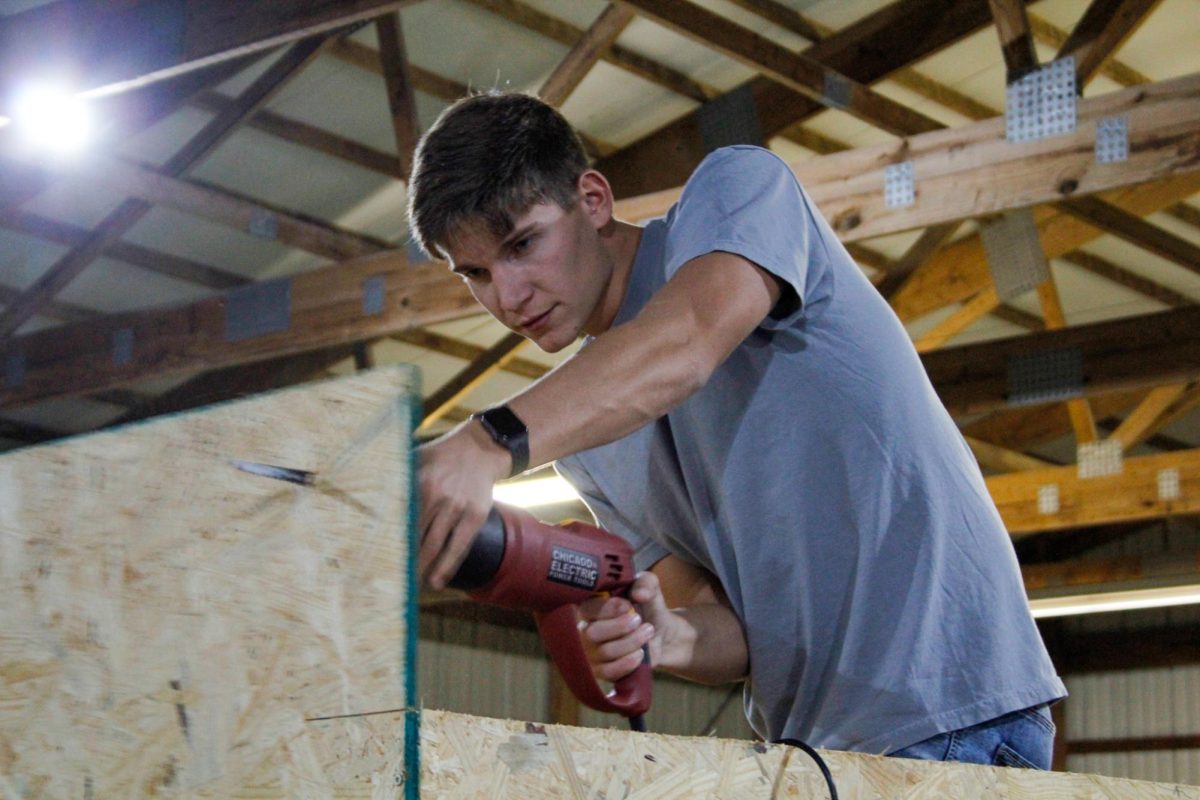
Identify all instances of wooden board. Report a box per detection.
[421,710,1200,799]
[0,367,421,798]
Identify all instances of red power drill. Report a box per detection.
[447,502,652,726]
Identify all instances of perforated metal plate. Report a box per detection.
[1006,57,1077,143]
[980,210,1050,299]
[884,161,915,208]
[112,328,134,367]
[1007,348,1084,406]
[697,83,763,154]
[822,71,851,110]
[248,208,280,240]
[4,351,24,389]
[1077,440,1123,479]
[1037,484,1060,515]
[1096,115,1129,164]
[224,278,292,342]
[1158,468,1181,501]
[362,275,387,316]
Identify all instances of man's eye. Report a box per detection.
[457,268,486,281]
[511,237,532,255]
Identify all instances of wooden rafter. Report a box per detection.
[987,0,1039,79]
[597,0,1012,197]
[374,11,421,178]
[923,306,1200,417]
[393,330,549,381]
[0,253,475,410]
[614,73,1200,244]
[618,0,943,137]
[966,435,1056,473]
[965,389,1145,451]
[875,222,961,299]
[464,0,712,103]
[1057,196,1200,279]
[420,332,527,427]
[891,171,1200,322]
[1036,277,1099,444]
[1107,383,1190,450]
[14,149,391,262]
[0,35,333,342]
[913,288,1001,353]
[0,0,421,106]
[191,90,404,179]
[0,208,248,291]
[1057,250,1193,308]
[989,448,1200,534]
[1056,0,1164,87]
[538,4,634,107]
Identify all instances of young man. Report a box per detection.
[410,92,1065,764]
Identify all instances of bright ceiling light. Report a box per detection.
[493,475,582,508]
[10,83,92,154]
[0,116,10,130]
[1029,584,1200,618]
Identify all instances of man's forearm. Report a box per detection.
[658,603,749,686]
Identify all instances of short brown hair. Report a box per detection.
[406,92,589,258]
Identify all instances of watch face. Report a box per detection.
[481,406,526,441]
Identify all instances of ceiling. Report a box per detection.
[0,0,1198,611]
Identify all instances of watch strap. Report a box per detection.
[472,406,529,478]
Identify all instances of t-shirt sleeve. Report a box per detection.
[554,456,671,573]
[662,145,820,330]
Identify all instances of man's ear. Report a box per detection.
[577,169,615,230]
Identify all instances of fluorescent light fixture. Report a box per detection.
[493,475,581,508]
[11,82,92,154]
[1029,584,1200,619]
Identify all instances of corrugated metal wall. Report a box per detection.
[1065,666,1200,785]
[418,614,755,740]
[1051,521,1200,785]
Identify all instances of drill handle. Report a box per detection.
[535,604,652,718]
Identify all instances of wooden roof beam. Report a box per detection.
[0,252,475,410]
[374,12,421,179]
[987,0,1039,80]
[989,447,1200,534]
[1057,196,1200,279]
[0,208,249,291]
[924,305,1200,417]
[1056,0,1165,88]
[597,0,1014,197]
[463,0,712,103]
[0,35,333,342]
[0,0,422,109]
[617,0,943,137]
[419,333,527,428]
[538,4,634,108]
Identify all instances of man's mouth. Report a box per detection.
[520,307,554,332]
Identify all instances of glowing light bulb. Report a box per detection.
[11,83,92,154]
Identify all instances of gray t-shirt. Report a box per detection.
[556,145,1065,753]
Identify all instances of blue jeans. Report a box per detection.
[887,704,1056,770]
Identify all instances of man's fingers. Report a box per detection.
[583,609,642,644]
[419,504,453,579]
[428,508,487,589]
[594,631,653,682]
[578,595,632,622]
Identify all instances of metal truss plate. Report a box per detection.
[822,71,851,110]
[224,278,292,342]
[1006,56,1077,143]
[1077,440,1123,479]
[697,83,764,154]
[981,209,1050,299]
[112,328,134,367]
[1037,484,1060,515]
[1096,115,1129,164]
[4,351,25,389]
[248,208,280,240]
[1158,468,1181,501]
[362,275,387,316]
[884,161,915,209]
[1007,347,1084,406]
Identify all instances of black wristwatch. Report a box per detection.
[471,405,529,478]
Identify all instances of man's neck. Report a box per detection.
[587,219,644,336]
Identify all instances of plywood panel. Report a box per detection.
[421,710,1200,799]
[0,367,420,798]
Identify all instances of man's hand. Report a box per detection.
[580,558,750,685]
[579,571,672,682]
[418,419,512,589]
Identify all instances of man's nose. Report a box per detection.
[493,267,533,313]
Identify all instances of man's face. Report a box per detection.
[442,198,612,353]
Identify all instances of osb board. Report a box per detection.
[421,710,1200,799]
[0,367,421,799]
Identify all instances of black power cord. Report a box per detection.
[774,738,839,800]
